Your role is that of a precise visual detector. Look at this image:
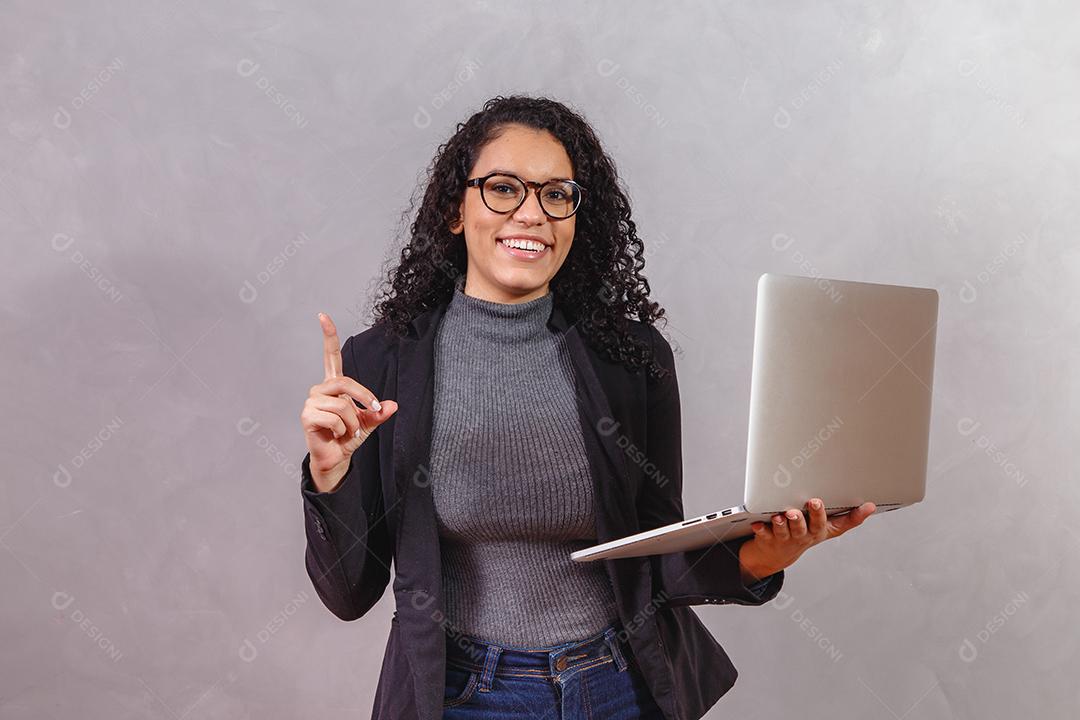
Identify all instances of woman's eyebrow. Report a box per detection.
[486,167,572,182]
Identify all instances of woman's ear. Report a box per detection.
[448,202,464,234]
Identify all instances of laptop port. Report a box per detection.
[705,513,717,520]
[682,517,702,526]
[721,508,733,516]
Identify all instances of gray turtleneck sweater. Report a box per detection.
[429,283,620,647]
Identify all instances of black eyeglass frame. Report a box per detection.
[465,172,586,220]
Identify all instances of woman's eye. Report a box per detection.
[491,184,516,195]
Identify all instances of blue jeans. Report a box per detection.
[442,620,665,719]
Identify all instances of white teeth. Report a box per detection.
[500,238,545,252]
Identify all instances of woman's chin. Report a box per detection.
[492,268,547,289]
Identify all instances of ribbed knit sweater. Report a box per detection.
[428,282,620,647]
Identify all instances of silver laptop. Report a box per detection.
[570,272,939,562]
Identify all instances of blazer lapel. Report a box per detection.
[392,301,447,587]
[548,305,638,541]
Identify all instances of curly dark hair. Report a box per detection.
[371,94,670,381]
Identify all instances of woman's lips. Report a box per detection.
[497,239,549,261]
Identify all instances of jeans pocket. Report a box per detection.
[443,664,480,708]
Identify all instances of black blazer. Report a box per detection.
[299,295,785,720]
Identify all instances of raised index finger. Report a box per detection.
[318,312,343,380]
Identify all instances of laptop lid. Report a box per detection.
[743,273,939,516]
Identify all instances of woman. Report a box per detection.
[299,95,875,719]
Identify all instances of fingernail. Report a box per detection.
[372,399,382,411]
[354,428,361,438]
[811,499,821,509]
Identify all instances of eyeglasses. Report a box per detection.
[465,172,585,220]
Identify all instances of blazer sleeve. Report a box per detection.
[299,333,393,621]
[640,325,784,608]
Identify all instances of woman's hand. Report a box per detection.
[737,498,876,584]
[300,312,398,493]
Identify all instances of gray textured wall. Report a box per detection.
[2,1,1076,717]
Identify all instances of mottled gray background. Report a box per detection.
[2,1,1076,717]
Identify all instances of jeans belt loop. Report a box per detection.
[478,644,502,692]
[603,627,628,672]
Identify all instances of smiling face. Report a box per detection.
[449,123,577,304]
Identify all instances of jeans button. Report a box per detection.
[555,656,568,672]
